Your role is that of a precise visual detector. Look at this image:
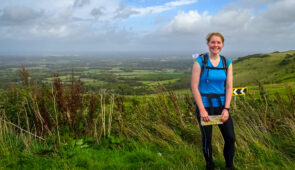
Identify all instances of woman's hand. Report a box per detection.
[221,109,229,122]
[200,109,210,122]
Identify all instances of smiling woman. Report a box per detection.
[191,32,235,170]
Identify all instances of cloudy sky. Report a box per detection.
[0,0,294,57]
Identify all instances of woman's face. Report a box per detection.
[207,35,224,55]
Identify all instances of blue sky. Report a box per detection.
[0,0,294,57]
[119,0,237,32]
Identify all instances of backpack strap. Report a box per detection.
[200,53,208,75]
[200,54,228,75]
[200,54,229,88]
[220,55,228,89]
[220,55,228,76]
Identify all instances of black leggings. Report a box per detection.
[195,106,235,168]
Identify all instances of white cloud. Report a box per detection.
[260,0,295,24]
[154,15,166,24]
[160,8,255,36]
[237,0,281,7]
[90,7,105,18]
[0,0,199,41]
[114,3,139,19]
[161,10,211,34]
[0,6,44,25]
[73,0,91,8]
[0,0,294,55]
[166,0,198,7]
[0,0,198,25]
[142,0,295,55]
[132,0,198,17]
[30,25,70,38]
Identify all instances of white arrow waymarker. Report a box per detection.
[232,87,248,96]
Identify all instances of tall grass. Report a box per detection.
[0,67,294,169]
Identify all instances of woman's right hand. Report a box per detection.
[200,109,210,122]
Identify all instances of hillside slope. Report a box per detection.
[233,50,295,86]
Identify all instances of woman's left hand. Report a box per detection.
[221,109,229,122]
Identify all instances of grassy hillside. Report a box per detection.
[233,50,295,86]
[1,79,295,169]
[0,51,295,169]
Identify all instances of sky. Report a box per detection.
[0,0,294,57]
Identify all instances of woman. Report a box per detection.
[191,32,235,170]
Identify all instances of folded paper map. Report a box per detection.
[201,115,223,126]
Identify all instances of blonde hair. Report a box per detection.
[206,32,224,43]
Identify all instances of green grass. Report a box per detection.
[140,79,179,86]
[83,69,102,74]
[2,133,292,170]
[115,70,156,76]
[1,81,295,169]
[0,135,203,169]
[1,50,295,169]
[134,73,182,80]
[234,50,295,86]
[247,82,295,98]
[110,67,122,71]
[80,78,107,86]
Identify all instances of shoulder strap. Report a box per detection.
[220,55,228,88]
[200,54,228,77]
[200,53,208,75]
[220,55,228,76]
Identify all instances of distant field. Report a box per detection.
[0,50,295,95]
[0,55,190,93]
[140,78,179,86]
[83,69,102,74]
